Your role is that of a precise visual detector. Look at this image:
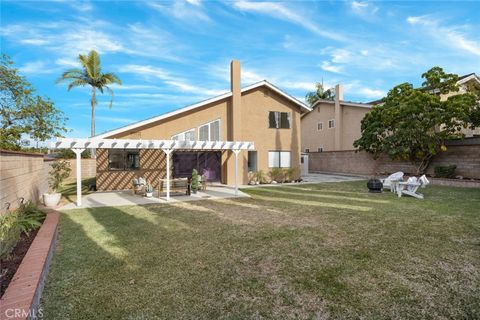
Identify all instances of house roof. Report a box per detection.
[301,99,372,119]
[96,80,311,139]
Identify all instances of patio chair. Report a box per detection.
[132,177,147,195]
[380,171,404,193]
[396,175,429,199]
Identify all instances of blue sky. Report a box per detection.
[1,0,479,138]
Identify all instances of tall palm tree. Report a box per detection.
[57,50,121,157]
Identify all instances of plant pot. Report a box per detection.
[367,179,383,193]
[43,192,61,207]
[192,189,197,194]
[145,192,153,198]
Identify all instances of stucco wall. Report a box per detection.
[102,86,303,186]
[308,139,480,179]
[0,150,53,213]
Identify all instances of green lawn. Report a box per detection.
[41,181,480,319]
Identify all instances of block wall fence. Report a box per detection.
[0,150,54,214]
[308,138,480,179]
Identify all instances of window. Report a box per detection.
[305,148,310,153]
[268,151,291,168]
[171,128,196,141]
[198,119,220,141]
[328,119,335,128]
[317,122,323,131]
[248,151,257,172]
[108,149,140,171]
[318,147,323,152]
[268,111,291,129]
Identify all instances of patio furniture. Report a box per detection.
[381,172,404,193]
[396,175,430,199]
[132,177,147,195]
[158,178,191,196]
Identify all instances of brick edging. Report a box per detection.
[0,211,59,320]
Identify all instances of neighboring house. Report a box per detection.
[94,60,310,190]
[301,84,372,152]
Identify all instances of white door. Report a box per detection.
[300,153,309,176]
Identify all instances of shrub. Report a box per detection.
[256,170,267,184]
[48,160,72,193]
[434,165,457,179]
[191,169,199,191]
[286,167,298,182]
[270,168,284,183]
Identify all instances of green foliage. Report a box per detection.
[305,82,335,106]
[191,169,199,191]
[0,202,46,259]
[255,170,267,184]
[49,160,72,193]
[286,167,297,182]
[270,168,284,183]
[56,148,91,159]
[57,50,121,138]
[145,183,154,193]
[354,67,480,174]
[434,165,457,179]
[0,54,67,150]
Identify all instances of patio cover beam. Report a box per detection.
[50,138,254,206]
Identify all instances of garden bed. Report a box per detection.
[0,229,40,298]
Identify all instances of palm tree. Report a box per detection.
[57,50,121,157]
[305,81,335,106]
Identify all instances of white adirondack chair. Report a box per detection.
[381,171,404,193]
[397,175,430,199]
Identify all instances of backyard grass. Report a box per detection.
[41,181,480,319]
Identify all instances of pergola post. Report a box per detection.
[233,149,241,196]
[163,149,173,201]
[72,148,85,207]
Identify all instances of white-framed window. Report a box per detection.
[268,111,291,129]
[328,119,335,128]
[171,128,196,141]
[305,148,310,153]
[318,147,323,152]
[317,122,323,131]
[198,119,220,141]
[268,151,291,168]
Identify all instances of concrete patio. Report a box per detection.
[60,185,250,210]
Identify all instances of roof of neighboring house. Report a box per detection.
[368,72,480,105]
[301,99,372,119]
[96,80,311,139]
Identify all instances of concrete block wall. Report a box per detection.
[0,150,53,214]
[308,141,480,179]
[65,158,96,179]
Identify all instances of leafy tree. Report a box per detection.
[57,50,121,157]
[354,67,480,174]
[305,82,335,106]
[0,54,67,150]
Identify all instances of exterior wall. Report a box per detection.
[96,149,168,191]
[301,102,370,152]
[0,150,53,213]
[65,158,96,179]
[308,139,480,179]
[100,86,303,189]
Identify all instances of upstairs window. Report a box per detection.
[199,119,220,141]
[108,149,140,171]
[268,111,291,129]
[171,128,196,141]
[317,122,323,131]
[318,147,323,152]
[328,119,336,128]
[305,148,310,153]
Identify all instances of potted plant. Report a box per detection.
[44,160,71,207]
[191,169,199,194]
[145,183,154,198]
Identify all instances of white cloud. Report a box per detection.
[233,1,346,41]
[350,1,378,16]
[357,87,386,99]
[19,39,50,45]
[55,58,79,67]
[407,15,480,56]
[19,61,56,74]
[146,1,211,23]
[320,61,344,74]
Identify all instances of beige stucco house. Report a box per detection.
[94,60,310,191]
[301,85,372,152]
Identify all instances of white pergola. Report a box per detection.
[50,138,255,207]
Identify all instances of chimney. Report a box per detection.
[334,84,343,150]
[230,60,242,140]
